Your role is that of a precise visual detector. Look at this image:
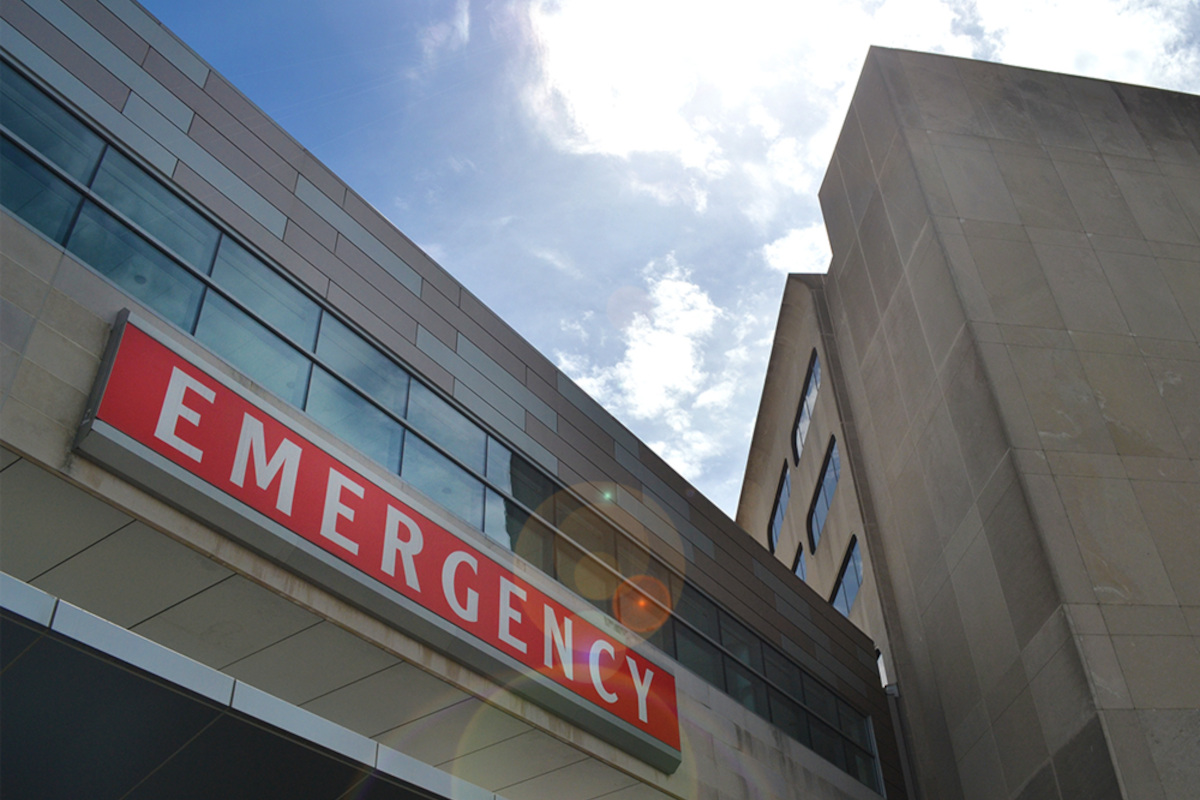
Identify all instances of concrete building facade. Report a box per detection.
[740,48,1200,800]
[0,2,902,799]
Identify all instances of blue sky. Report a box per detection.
[141,0,1200,515]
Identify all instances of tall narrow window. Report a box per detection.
[793,545,806,582]
[831,537,863,617]
[792,350,821,463]
[807,437,840,552]
[768,464,791,554]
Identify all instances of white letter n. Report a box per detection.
[543,607,574,681]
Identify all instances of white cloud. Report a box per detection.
[520,0,1200,513]
[973,0,1200,90]
[421,0,471,63]
[573,255,720,420]
[628,176,710,213]
[532,247,581,278]
[520,0,1200,227]
[763,223,833,274]
[554,256,774,507]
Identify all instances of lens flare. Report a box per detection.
[613,574,672,633]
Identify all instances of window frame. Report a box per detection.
[830,537,863,617]
[791,349,821,464]
[806,436,840,553]
[792,540,806,581]
[767,462,791,554]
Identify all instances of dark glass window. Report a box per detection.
[764,645,804,700]
[315,315,409,416]
[846,744,879,791]
[556,538,618,613]
[306,367,404,471]
[407,381,486,473]
[194,293,311,407]
[0,62,104,183]
[768,464,790,554]
[838,696,872,750]
[793,545,806,581]
[486,438,556,518]
[769,690,810,748]
[803,672,838,725]
[807,437,840,552]
[400,435,485,528]
[556,496,616,568]
[484,490,554,573]
[831,537,864,617]
[792,350,820,462]
[91,149,218,271]
[66,202,203,329]
[0,137,82,243]
[724,656,768,714]
[719,611,763,671]
[643,614,675,655]
[615,537,674,599]
[675,583,719,640]
[809,716,847,770]
[674,623,724,687]
[209,237,320,348]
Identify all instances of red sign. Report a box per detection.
[95,323,679,751]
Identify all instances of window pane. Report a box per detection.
[316,315,408,416]
[832,540,862,618]
[769,689,811,747]
[194,293,310,407]
[613,575,672,636]
[724,656,768,715]
[675,583,719,639]
[793,351,821,460]
[556,538,618,613]
[644,614,675,656]
[769,466,790,552]
[616,538,673,596]
[803,672,838,725]
[809,717,847,770]
[66,202,203,329]
[485,490,555,573]
[809,503,826,550]
[91,149,218,270]
[763,646,803,700]
[719,611,763,671]
[486,439,556,516]
[794,547,806,581]
[0,137,81,243]
[210,238,319,347]
[306,367,403,471]
[847,745,879,790]
[675,623,724,688]
[795,405,811,455]
[833,585,850,617]
[809,438,840,552]
[483,488,515,550]
[401,434,484,528]
[557,496,616,565]
[406,381,486,472]
[838,699,872,750]
[0,62,104,182]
